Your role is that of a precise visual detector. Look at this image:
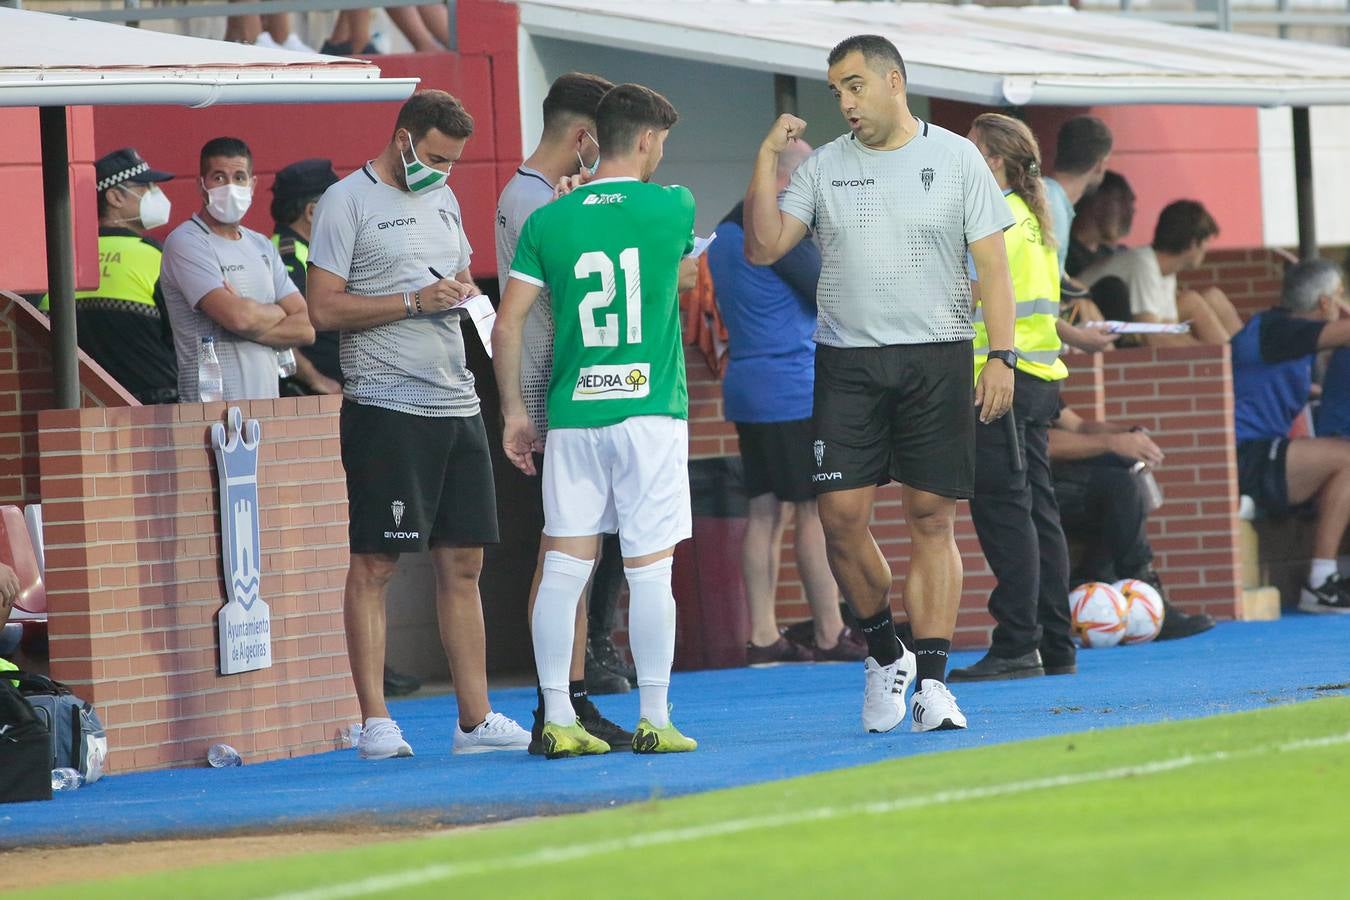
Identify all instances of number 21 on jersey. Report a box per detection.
[575,248,641,347]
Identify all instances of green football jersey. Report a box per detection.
[509,177,696,430]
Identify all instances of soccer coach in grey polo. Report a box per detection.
[742,34,1017,735]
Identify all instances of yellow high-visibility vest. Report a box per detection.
[973,191,1067,383]
[40,229,162,313]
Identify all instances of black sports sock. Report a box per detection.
[915,638,951,686]
[570,680,589,709]
[857,609,900,666]
[534,685,545,716]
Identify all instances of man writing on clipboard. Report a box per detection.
[307,90,530,761]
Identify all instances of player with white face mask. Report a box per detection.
[159,136,316,401]
[307,90,531,761]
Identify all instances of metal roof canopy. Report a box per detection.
[3,8,418,409]
[518,0,1328,272]
[516,0,1350,108]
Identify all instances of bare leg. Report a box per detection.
[1201,286,1244,338]
[387,7,444,51]
[417,4,451,46]
[743,493,788,647]
[1177,289,1230,345]
[343,551,400,720]
[430,545,491,730]
[346,10,371,49]
[793,498,845,648]
[262,12,291,42]
[817,485,891,619]
[1285,438,1350,559]
[526,536,590,683]
[900,486,961,640]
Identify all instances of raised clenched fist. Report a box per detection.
[763,114,808,153]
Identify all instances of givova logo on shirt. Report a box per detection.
[573,363,651,401]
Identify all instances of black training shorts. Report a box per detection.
[811,341,976,499]
[340,400,500,553]
[1236,437,1290,516]
[736,418,817,503]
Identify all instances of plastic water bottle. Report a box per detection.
[207,743,242,768]
[1131,461,1164,513]
[335,722,362,750]
[51,768,83,792]
[198,336,224,402]
[276,348,298,379]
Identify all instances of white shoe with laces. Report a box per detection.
[452,711,531,754]
[910,679,968,732]
[861,644,917,733]
[357,718,413,760]
[281,33,317,53]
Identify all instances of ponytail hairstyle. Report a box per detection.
[971,112,1055,249]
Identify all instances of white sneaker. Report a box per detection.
[861,644,916,733]
[253,32,280,49]
[910,679,968,733]
[281,33,317,53]
[452,711,531,754]
[357,718,413,760]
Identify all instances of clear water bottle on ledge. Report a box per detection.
[276,348,298,379]
[51,768,83,791]
[207,743,242,768]
[198,336,224,402]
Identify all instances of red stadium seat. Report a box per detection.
[0,505,46,621]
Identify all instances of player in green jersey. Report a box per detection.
[494,84,699,758]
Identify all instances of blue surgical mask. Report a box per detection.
[577,130,600,177]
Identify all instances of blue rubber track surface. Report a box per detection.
[3,616,1347,848]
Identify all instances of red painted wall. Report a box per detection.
[0,107,101,295]
[91,53,505,280]
[930,102,1264,251]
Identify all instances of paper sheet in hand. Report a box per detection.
[1085,320,1192,335]
[452,294,496,357]
[686,232,717,259]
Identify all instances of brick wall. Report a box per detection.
[1,291,135,506]
[683,341,1242,647]
[1178,247,1287,321]
[1100,345,1243,616]
[38,397,358,773]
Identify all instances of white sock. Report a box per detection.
[1309,558,1338,588]
[364,716,392,729]
[533,551,593,726]
[626,557,676,728]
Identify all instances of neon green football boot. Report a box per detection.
[632,718,698,754]
[540,719,611,759]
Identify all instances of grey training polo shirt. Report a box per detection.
[779,121,1014,348]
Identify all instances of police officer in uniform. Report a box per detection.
[271,158,343,396]
[42,148,178,403]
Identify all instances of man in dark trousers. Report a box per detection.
[271,158,344,397]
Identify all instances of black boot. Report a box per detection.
[1141,569,1216,641]
[948,649,1045,682]
[585,636,633,694]
[383,665,421,697]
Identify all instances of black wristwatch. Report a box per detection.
[987,349,1018,370]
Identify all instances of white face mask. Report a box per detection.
[399,132,450,196]
[137,185,172,230]
[577,130,600,177]
[203,180,252,224]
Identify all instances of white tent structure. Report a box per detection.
[0,7,418,407]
